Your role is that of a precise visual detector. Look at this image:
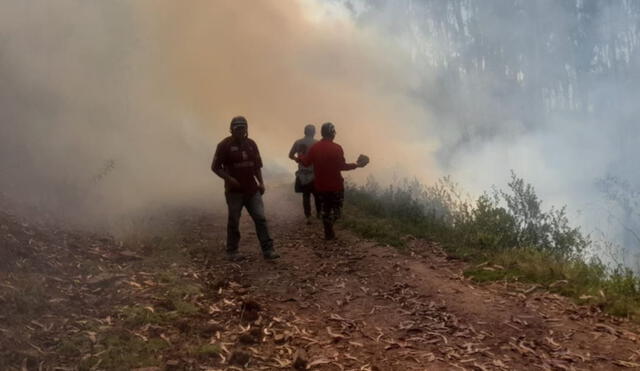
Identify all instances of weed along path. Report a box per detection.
[1,189,640,370]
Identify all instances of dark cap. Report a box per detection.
[230,116,248,129]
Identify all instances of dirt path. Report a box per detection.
[178,190,640,370]
[2,189,640,370]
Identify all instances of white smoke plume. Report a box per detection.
[0,1,438,230]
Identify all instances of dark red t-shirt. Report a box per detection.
[300,139,357,192]
[212,137,263,194]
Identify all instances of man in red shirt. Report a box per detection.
[297,122,369,240]
[212,116,279,260]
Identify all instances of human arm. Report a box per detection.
[254,142,266,194]
[338,145,360,171]
[255,168,265,195]
[341,162,359,171]
[211,142,240,187]
[288,141,298,161]
[297,145,313,167]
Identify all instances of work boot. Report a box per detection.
[323,223,336,240]
[324,232,336,241]
[226,250,244,262]
[306,216,313,225]
[262,249,280,260]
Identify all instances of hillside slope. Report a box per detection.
[1,190,640,370]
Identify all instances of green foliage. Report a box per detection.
[341,207,407,247]
[466,194,518,250]
[344,172,640,319]
[345,176,460,243]
[121,305,173,327]
[95,327,167,369]
[193,343,221,356]
[56,334,93,358]
[54,326,169,370]
[463,249,640,319]
[347,172,588,257]
[119,284,202,327]
[603,267,640,317]
[500,172,589,256]
[0,274,50,317]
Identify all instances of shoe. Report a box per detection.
[323,223,335,240]
[226,251,244,262]
[306,217,313,225]
[324,229,336,240]
[262,249,280,260]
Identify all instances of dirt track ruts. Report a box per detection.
[185,189,640,370]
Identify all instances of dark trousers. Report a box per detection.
[318,191,344,239]
[225,192,273,253]
[303,191,321,218]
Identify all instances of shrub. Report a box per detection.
[343,172,640,319]
[346,171,588,258]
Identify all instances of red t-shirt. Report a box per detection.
[300,139,358,192]
[212,137,263,194]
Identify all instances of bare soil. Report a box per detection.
[1,190,640,370]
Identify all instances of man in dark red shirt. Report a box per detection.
[212,116,279,260]
[298,122,369,240]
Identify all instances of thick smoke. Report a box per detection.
[0,1,438,229]
[0,1,219,229]
[136,0,439,182]
[5,0,637,266]
[339,0,640,265]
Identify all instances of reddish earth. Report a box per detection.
[1,189,640,370]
